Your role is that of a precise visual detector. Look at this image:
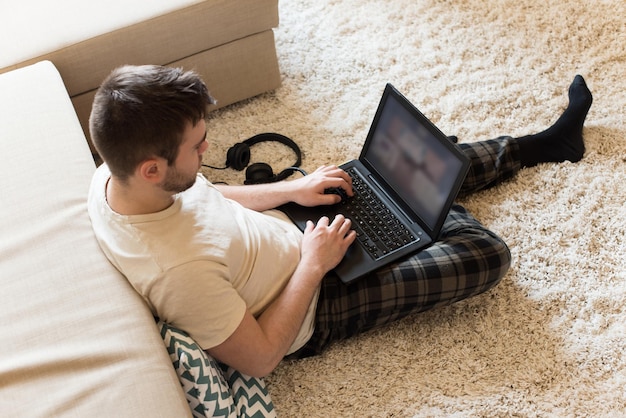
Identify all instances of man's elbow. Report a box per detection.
[205,349,281,378]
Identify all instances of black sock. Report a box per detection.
[516,75,593,167]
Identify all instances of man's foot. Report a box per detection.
[517,75,593,167]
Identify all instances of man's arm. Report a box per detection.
[215,165,353,211]
[206,215,356,377]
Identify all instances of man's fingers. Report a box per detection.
[316,216,330,227]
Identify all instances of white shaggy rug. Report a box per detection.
[200,0,626,416]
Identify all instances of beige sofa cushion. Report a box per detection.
[2,0,203,69]
[0,61,190,417]
[0,0,278,96]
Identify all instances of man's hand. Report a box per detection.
[300,214,356,275]
[215,165,353,211]
[289,165,354,207]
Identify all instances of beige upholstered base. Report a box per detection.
[71,30,281,151]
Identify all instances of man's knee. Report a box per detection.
[482,230,511,289]
[467,228,511,294]
[441,221,511,296]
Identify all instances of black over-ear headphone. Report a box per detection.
[222,133,304,185]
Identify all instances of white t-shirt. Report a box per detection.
[88,165,318,354]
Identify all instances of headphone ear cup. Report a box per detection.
[245,162,275,185]
[226,142,251,171]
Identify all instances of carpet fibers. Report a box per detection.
[200,1,626,416]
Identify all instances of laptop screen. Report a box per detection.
[361,86,466,231]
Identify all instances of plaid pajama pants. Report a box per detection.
[290,136,522,358]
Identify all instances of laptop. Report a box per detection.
[280,83,470,284]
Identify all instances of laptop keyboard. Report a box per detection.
[340,168,419,260]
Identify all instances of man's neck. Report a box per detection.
[106,176,175,215]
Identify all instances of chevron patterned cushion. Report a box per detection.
[159,321,276,418]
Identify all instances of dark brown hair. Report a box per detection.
[89,65,215,180]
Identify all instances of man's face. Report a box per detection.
[159,119,208,193]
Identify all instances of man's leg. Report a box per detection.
[457,137,521,197]
[458,74,592,195]
[290,204,510,358]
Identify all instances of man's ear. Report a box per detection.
[137,158,166,184]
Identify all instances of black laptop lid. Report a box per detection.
[359,84,470,237]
